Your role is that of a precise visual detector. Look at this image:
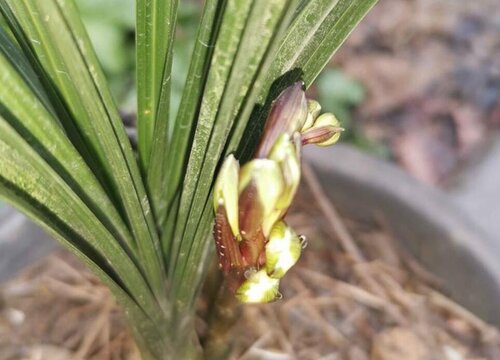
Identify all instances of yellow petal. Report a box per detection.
[265,221,302,279]
[313,113,342,147]
[301,99,322,132]
[213,155,240,238]
[235,269,280,303]
[239,159,284,221]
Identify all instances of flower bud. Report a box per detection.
[265,221,302,279]
[235,269,280,303]
[254,82,308,158]
[212,82,342,303]
[213,155,240,238]
[301,99,322,132]
[262,134,302,234]
[301,113,343,146]
[238,159,284,235]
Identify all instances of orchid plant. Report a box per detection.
[213,82,342,303]
[0,0,376,358]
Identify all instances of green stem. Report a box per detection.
[203,283,242,360]
[170,316,204,360]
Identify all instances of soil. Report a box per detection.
[1,166,499,360]
[0,253,139,360]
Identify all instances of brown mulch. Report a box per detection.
[0,254,139,360]
[229,165,500,360]
[1,165,500,360]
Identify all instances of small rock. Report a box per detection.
[371,327,430,360]
[442,345,465,360]
[24,345,74,360]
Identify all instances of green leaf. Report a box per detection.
[166,0,253,284]
[0,0,166,305]
[0,27,56,118]
[0,27,170,356]
[0,183,169,359]
[0,118,159,319]
[0,181,168,358]
[136,0,179,218]
[318,68,365,107]
[159,0,225,230]
[0,6,107,179]
[0,50,137,258]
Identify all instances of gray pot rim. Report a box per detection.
[0,207,56,282]
[304,144,500,327]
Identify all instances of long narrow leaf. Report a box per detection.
[136,0,177,169]
[136,0,179,220]
[0,50,137,260]
[0,181,168,358]
[0,8,112,184]
[167,0,254,287]
[0,119,160,320]
[0,0,166,300]
[159,0,225,230]
[0,27,56,119]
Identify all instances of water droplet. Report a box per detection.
[244,268,256,279]
[299,235,308,249]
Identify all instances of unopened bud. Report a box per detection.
[235,269,280,303]
[238,159,284,241]
[263,134,301,234]
[255,82,308,158]
[213,155,240,238]
[302,99,322,132]
[301,113,343,146]
[265,221,302,279]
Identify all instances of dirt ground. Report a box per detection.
[333,0,500,185]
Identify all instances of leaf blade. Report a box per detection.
[136,0,177,170]
[1,0,167,300]
[0,47,138,260]
[136,0,184,225]
[167,0,255,285]
[0,180,169,357]
[0,118,160,321]
[159,0,225,230]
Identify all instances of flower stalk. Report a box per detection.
[213,82,343,303]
